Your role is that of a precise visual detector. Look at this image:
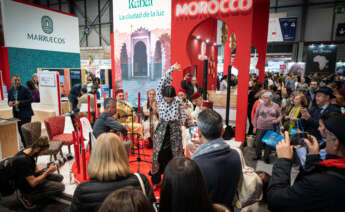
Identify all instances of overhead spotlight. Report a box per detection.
[196,35,201,40]
[319,44,325,48]
[213,43,217,46]
[330,44,336,48]
[206,39,210,43]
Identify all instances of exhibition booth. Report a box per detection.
[0,0,80,159]
[111,0,270,142]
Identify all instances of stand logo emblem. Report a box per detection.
[41,16,53,34]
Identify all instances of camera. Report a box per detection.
[290,132,309,146]
[46,154,74,169]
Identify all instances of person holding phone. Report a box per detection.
[14,137,64,209]
[301,87,340,141]
[181,74,202,100]
[267,115,345,212]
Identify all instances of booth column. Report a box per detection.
[252,2,270,83]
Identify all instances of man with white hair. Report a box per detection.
[253,91,282,163]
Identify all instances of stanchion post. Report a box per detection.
[87,95,91,121]
[138,92,140,123]
[94,93,98,119]
[81,146,87,181]
[126,92,128,102]
[78,119,85,150]
[72,132,80,173]
[74,131,81,174]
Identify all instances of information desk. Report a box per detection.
[0,119,20,159]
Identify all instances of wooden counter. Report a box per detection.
[0,119,20,159]
[208,89,237,107]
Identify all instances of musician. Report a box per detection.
[151,63,187,187]
[177,88,194,116]
[201,101,214,110]
[115,89,135,123]
[114,88,143,144]
[93,98,127,139]
[142,89,159,149]
[190,92,203,121]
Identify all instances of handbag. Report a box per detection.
[261,130,284,148]
[232,147,263,209]
[134,173,146,196]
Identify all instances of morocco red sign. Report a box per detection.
[176,0,253,17]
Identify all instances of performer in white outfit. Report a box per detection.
[142,89,159,148]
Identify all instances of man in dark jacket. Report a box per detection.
[305,79,319,110]
[93,98,127,138]
[191,109,241,210]
[181,75,202,100]
[68,83,82,112]
[268,115,345,212]
[301,86,340,141]
[8,75,34,146]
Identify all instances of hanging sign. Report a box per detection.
[175,0,253,17]
[336,23,345,37]
[279,17,297,41]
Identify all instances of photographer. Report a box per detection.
[267,115,345,212]
[301,86,340,141]
[15,136,65,209]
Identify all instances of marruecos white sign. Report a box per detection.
[1,0,80,53]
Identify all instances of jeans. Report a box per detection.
[28,174,65,203]
[255,129,271,160]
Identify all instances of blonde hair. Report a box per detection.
[213,204,231,212]
[87,133,131,181]
[294,93,307,106]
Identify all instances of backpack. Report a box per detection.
[0,156,23,196]
[232,147,263,209]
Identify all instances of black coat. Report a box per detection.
[7,85,33,120]
[302,104,340,140]
[92,112,127,138]
[193,143,242,209]
[267,155,345,212]
[181,80,203,99]
[70,174,155,212]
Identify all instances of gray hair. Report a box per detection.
[262,91,273,99]
[104,98,116,109]
[197,109,223,140]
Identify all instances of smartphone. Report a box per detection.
[189,125,199,143]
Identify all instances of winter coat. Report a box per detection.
[267,155,345,212]
[70,173,155,212]
[192,138,242,210]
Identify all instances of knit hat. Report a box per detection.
[202,101,213,109]
[178,88,187,94]
[324,115,345,144]
[191,92,201,100]
[116,89,124,96]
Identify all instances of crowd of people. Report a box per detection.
[3,66,345,212]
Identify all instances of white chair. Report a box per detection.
[79,117,96,150]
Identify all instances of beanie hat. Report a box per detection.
[191,92,201,100]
